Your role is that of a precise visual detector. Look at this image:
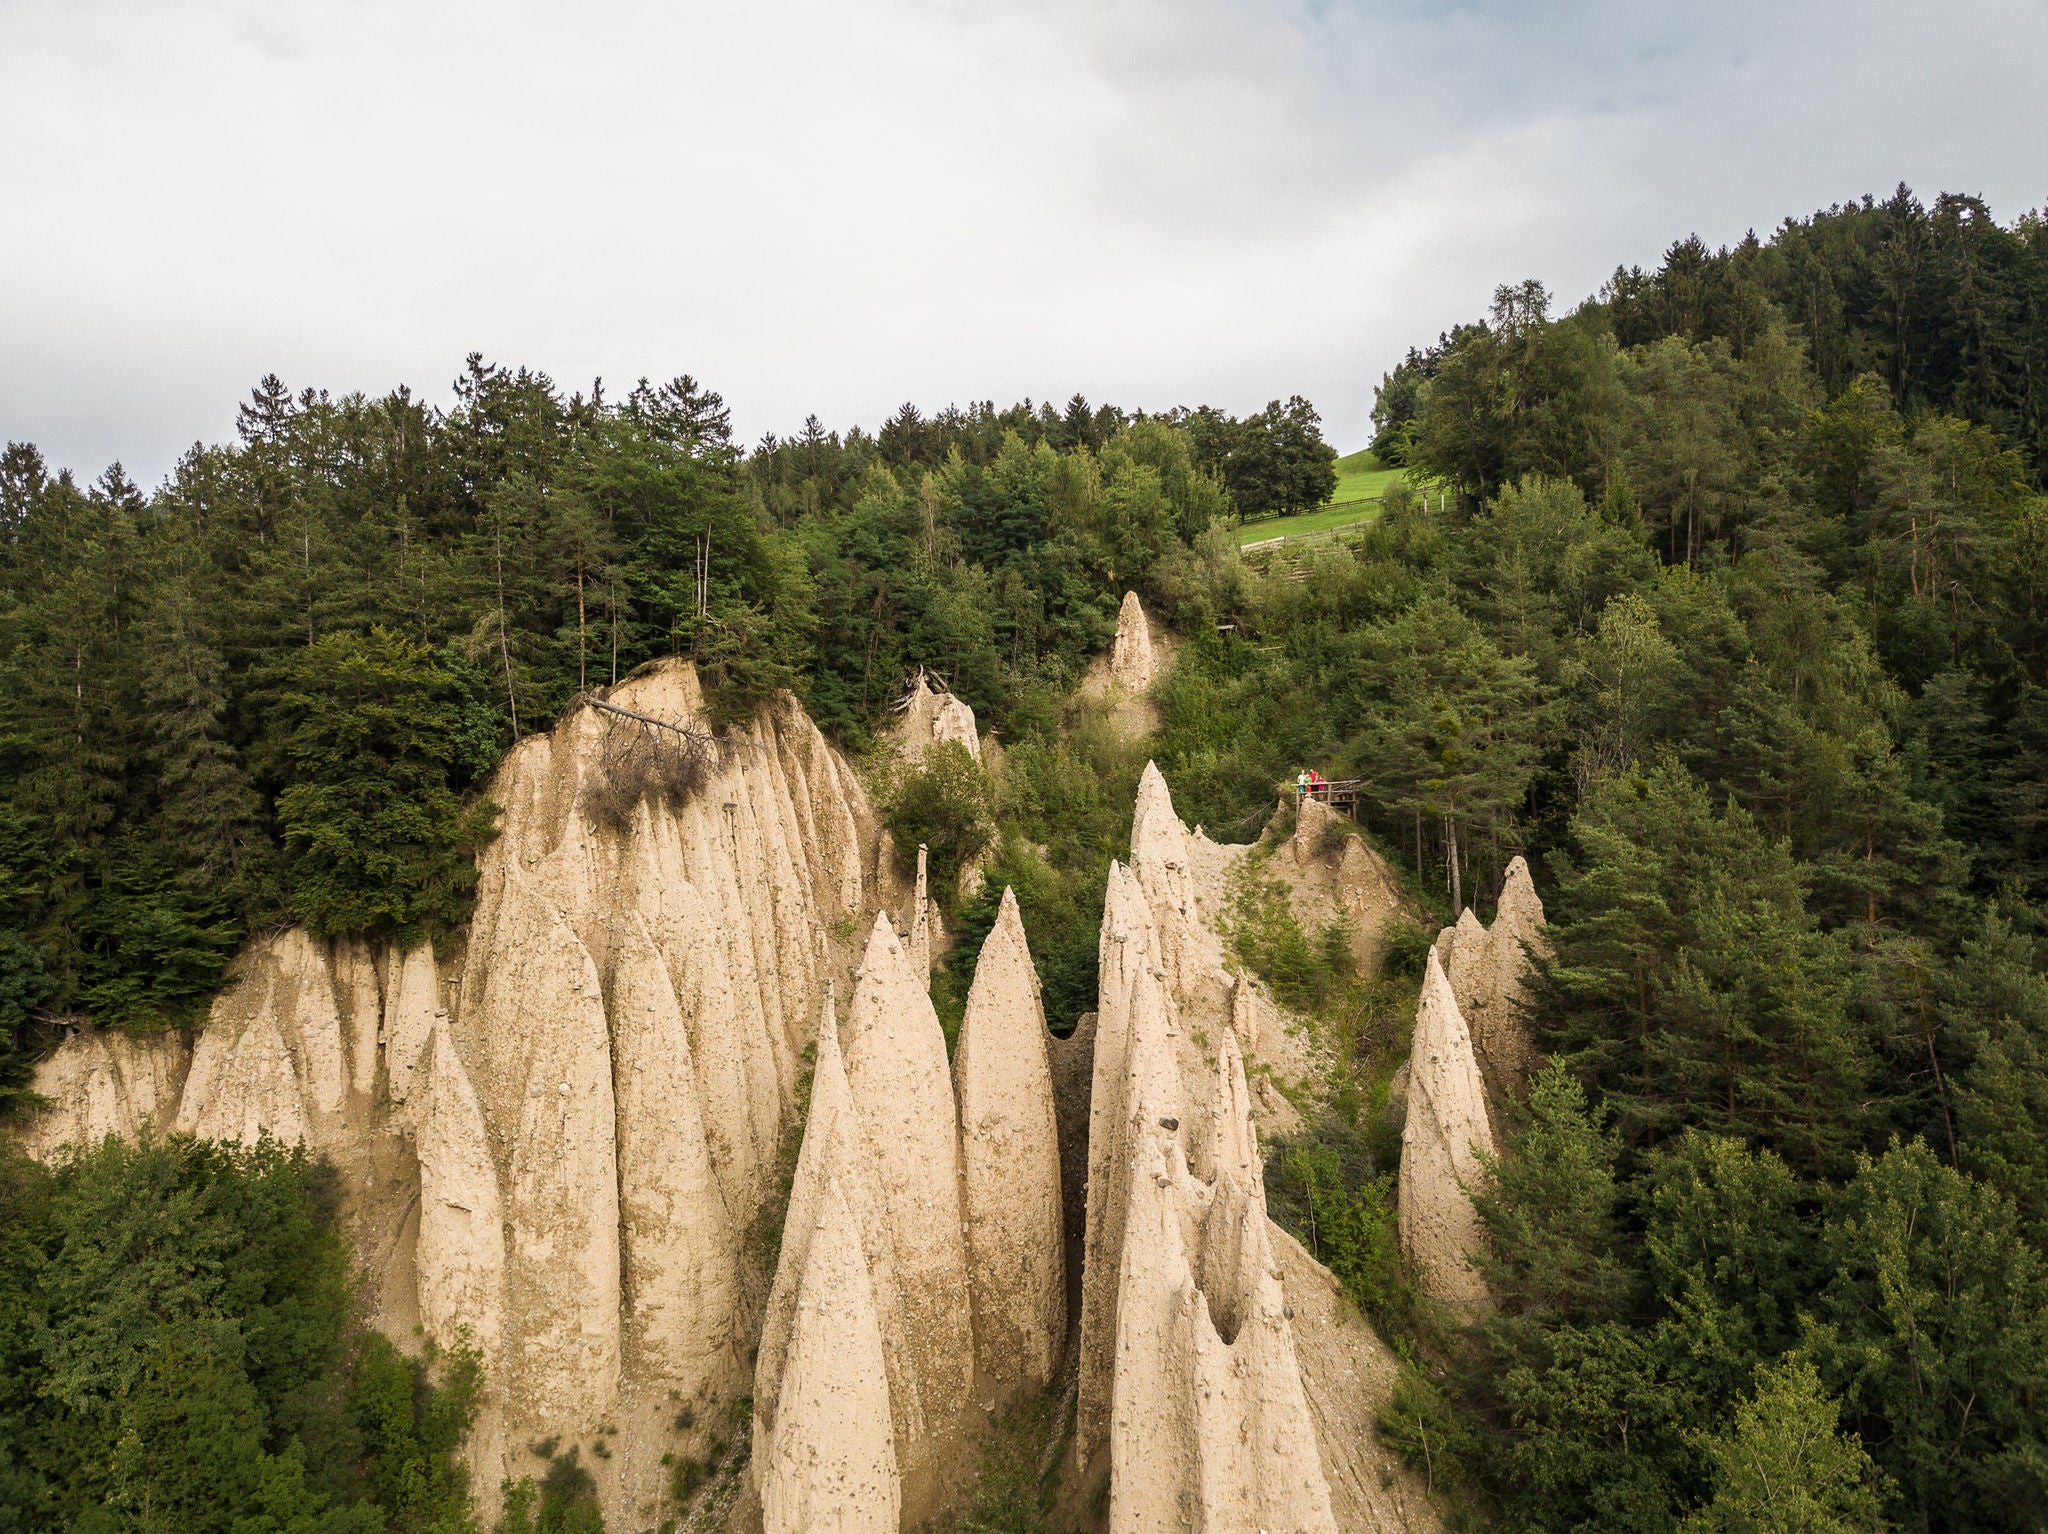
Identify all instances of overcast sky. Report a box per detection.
[4,0,2045,486]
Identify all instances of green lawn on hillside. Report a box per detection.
[1236,448,1405,546]
[1331,446,1404,504]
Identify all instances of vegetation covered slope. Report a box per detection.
[0,1135,476,1534]
[1142,188,2048,1534]
[4,181,2048,1533]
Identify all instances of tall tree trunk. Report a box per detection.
[495,516,519,740]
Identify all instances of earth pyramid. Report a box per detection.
[953,887,1067,1401]
[1110,589,1155,692]
[1398,947,1497,1311]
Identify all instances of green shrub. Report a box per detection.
[499,1444,603,1534]
[1379,1364,1480,1499]
[0,1133,478,1532]
[1228,877,1352,1015]
[1379,914,1435,980]
[962,1393,1063,1533]
[884,741,993,909]
[1265,1118,1410,1325]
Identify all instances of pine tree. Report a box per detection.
[272,629,498,944]
[1941,908,2048,1240]
[1812,1140,2048,1531]
[1537,759,1875,1173]
[1679,1360,1884,1534]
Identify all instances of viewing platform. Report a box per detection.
[1295,777,1365,814]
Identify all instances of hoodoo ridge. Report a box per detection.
[1078,766,1340,1530]
[1431,853,1547,1105]
[1397,949,1497,1312]
[1110,590,1155,693]
[20,660,887,1531]
[22,669,1443,1532]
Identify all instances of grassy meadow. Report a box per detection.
[1236,447,1405,545]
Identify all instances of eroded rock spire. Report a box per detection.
[909,844,933,982]
[18,659,892,1531]
[759,1174,901,1534]
[896,671,982,765]
[1075,766,1341,1528]
[1111,590,1155,692]
[1129,761,1200,994]
[1398,948,1496,1311]
[1108,1132,1337,1534]
[842,910,972,1515]
[756,991,919,1504]
[1434,853,1548,1103]
[954,887,1065,1401]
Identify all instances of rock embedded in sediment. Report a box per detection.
[1193,1019,1260,1191]
[954,887,1066,1400]
[1230,969,1261,1052]
[1398,948,1497,1311]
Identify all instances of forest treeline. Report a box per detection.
[3,182,2048,1533]
[0,373,1338,1094]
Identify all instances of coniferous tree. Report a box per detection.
[272,629,498,945]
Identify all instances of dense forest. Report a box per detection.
[3,182,2048,1532]
[0,371,1341,1090]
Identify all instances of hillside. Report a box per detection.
[7,183,2048,1534]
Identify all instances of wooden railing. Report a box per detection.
[1296,777,1366,812]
